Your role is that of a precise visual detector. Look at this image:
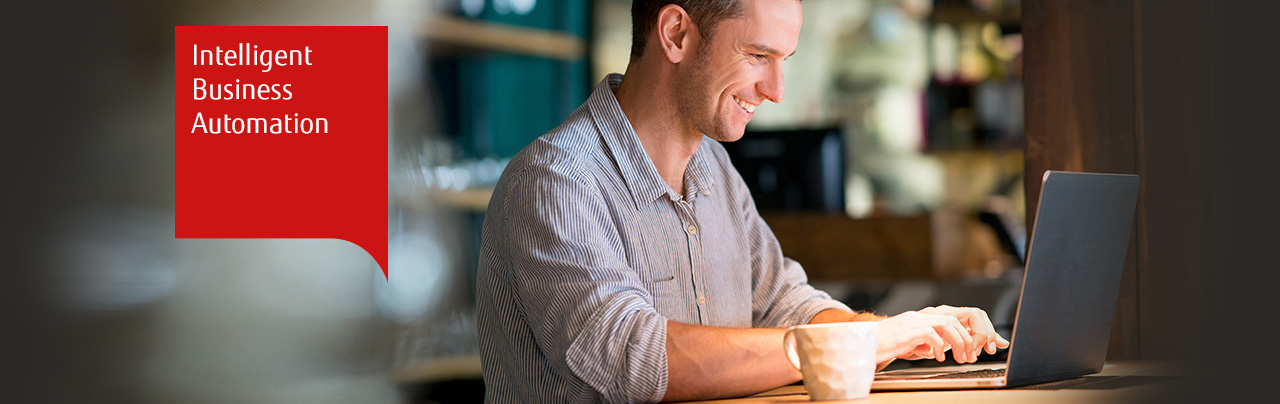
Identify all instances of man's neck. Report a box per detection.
[613,65,704,196]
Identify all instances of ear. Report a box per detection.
[655,4,696,64]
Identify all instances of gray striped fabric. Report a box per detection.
[476,74,852,403]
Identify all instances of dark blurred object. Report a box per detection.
[976,192,1026,267]
[401,378,485,404]
[723,128,845,212]
[925,78,1023,151]
[5,0,130,401]
[976,212,1021,262]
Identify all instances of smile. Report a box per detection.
[733,95,757,114]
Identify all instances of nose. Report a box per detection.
[758,63,785,104]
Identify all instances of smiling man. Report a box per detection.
[476,1,1008,402]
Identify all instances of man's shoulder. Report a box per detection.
[538,107,603,160]
[494,108,604,200]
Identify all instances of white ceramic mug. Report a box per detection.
[783,322,879,401]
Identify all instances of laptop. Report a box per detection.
[871,171,1141,390]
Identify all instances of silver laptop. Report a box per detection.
[871,171,1140,390]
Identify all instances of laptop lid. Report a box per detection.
[1002,170,1140,387]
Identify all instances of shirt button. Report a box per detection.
[686,225,698,235]
[697,296,706,305]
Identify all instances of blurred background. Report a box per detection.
[5,0,1267,403]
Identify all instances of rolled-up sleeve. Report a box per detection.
[502,162,668,403]
[732,174,852,328]
[752,254,853,328]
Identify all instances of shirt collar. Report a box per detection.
[588,73,716,210]
[684,138,715,200]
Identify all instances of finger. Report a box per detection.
[901,342,933,360]
[921,332,947,362]
[968,308,1006,347]
[965,311,990,349]
[909,344,933,360]
[941,311,980,362]
[960,308,1003,357]
[931,327,962,365]
[974,308,997,335]
[970,331,991,359]
[945,317,974,363]
[969,308,1000,341]
[950,306,974,325]
[996,333,1011,348]
[931,321,968,363]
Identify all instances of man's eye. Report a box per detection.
[750,53,768,61]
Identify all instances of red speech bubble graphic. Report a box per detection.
[175,26,389,278]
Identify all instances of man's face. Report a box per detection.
[674,0,802,142]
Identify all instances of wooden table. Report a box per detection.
[678,362,1180,403]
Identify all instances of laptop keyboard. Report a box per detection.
[922,368,1008,379]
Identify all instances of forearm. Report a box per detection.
[662,321,800,402]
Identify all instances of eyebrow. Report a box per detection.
[744,43,796,59]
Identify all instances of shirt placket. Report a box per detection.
[670,192,707,324]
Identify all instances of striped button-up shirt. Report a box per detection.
[477,74,851,403]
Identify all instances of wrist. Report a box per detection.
[809,309,883,324]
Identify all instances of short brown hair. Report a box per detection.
[630,0,745,59]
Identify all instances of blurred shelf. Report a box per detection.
[435,187,494,212]
[395,186,495,213]
[394,354,483,383]
[762,212,935,281]
[420,16,587,61]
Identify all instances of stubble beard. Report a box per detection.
[674,46,738,143]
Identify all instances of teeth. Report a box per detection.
[734,96,756,113]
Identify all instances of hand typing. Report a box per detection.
[875,306,1010,364]
[918,305,1009,361]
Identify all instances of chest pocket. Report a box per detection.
[631,228,682,312]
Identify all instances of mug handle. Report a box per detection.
[782,327,801,370]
